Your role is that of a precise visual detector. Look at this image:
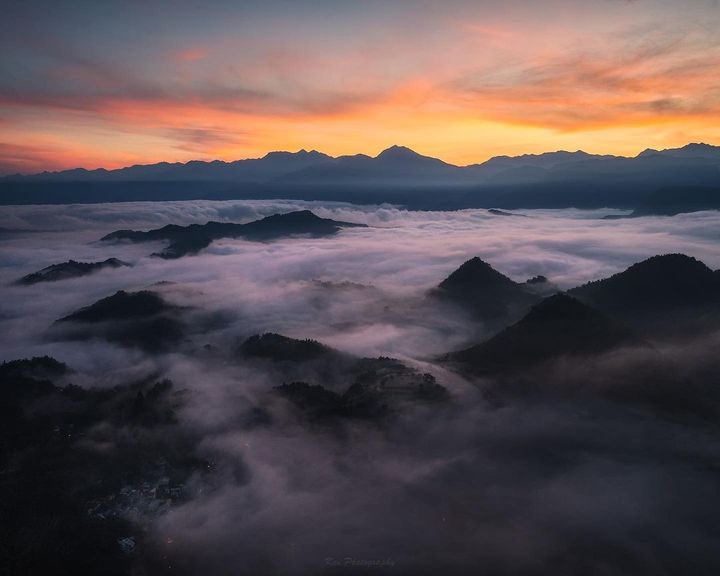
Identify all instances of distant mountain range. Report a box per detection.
[2,143,719,211]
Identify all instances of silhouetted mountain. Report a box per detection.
[570,254,720,312]
[102,210,366,258]
[271,145,462,187]
[487,208,525,217]
[240,333,337,362]
[55,290,184,351]
[57,290,174,323]
[342,357,450,417]
[239,335,449,416]
[466,150,613,184]
[569,254,720,334]
[8,149,333,183]
[239,210,365,239]
[0,356,68,403]
[3,142,719,209]
[447,294,636,375]
[237,330,450,419]
[273,357,449,421]
[0,356,202,575]
[15,258,130,285]
[236,332,357,388]
[637,142,720,160]
[432,257,540,320]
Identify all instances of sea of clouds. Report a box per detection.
[2,200,720,575]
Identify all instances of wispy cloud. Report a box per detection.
[2,0,720,171]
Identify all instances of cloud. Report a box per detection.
[3,1,720,172]
[448,26,720,130]
[3,201,720,574]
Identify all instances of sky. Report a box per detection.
[1,0,720,174]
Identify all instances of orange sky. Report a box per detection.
[1,0,719,173]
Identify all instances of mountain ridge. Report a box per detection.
[3,142,719,211]
[6,142,718,180]
[101,209,367,258]
[445,293,638,375]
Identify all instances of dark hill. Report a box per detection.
[568,254,720,336]
[0,355,200,574]
[102,210,366,258]
[342,357,450,418]
[239,210,365,239]
[57,290,174,323]
[447,293,636,375]
[272,357,449,422]
[54,290,184,351]
[239,333,337,362]
[0,356,68,401]
[273,382,345,421]
[569,254,720,313]
[16,258,129,285]
[433,257,540,320]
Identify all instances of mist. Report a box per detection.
[2,201,720,575]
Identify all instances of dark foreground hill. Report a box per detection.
[102,210,367,258]
[55,290,185,351]
[274,356,449,422]
[0,356,202,576]
[570,254,720,310]
[433,253,720,344]
[569,254,720,335]
[446,293,637,375]
[236,332,449,420]
[239,333,339,363]
[57,290,175,323]
[16,258,130,285]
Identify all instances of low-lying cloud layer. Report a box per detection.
[2,201,720,575]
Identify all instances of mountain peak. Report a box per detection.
[257,209,320,222]
[569,253,719,314]
[435,257,540,320]
[376,145,424,160]
[637,142,720,159]
[439,257,517,290]
[57,290,173,323]
[627,253,712,275]
[579,254,714,288]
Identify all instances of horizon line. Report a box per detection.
[3,141,718,178]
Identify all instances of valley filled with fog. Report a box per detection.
[4,200,720,362]
[2,201,720,575]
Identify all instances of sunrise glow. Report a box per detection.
[2,0,720,174]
